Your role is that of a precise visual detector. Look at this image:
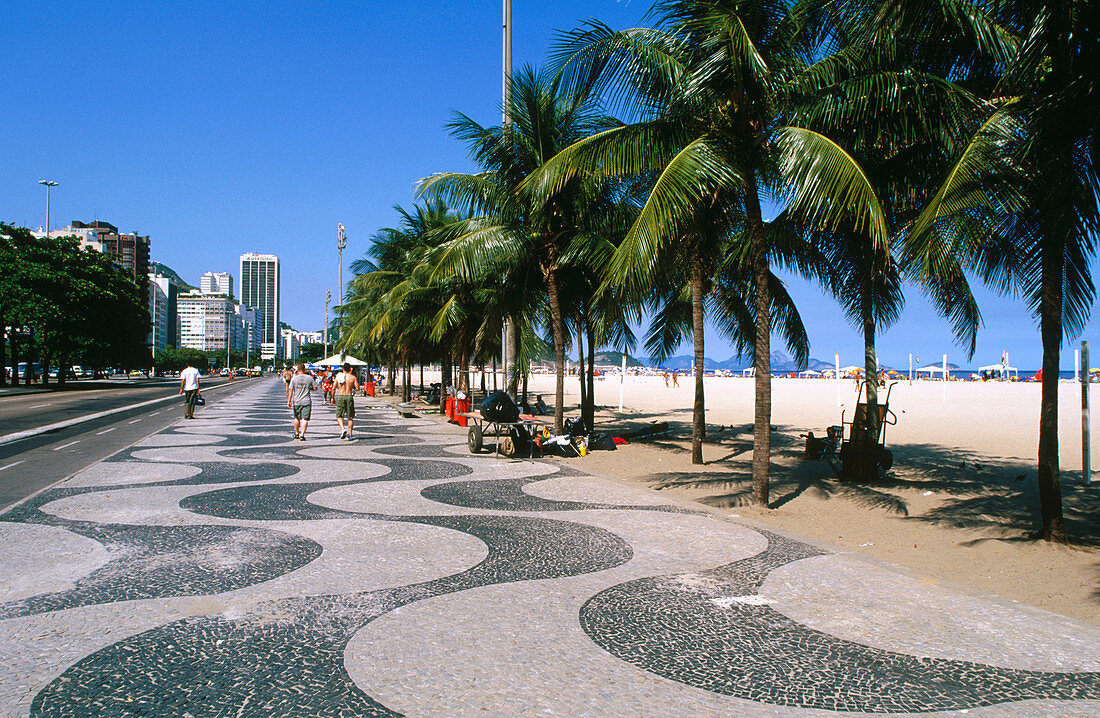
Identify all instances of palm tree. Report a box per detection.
[421,65,618,433]
[910,0,1097,541]
[531,0,827,500]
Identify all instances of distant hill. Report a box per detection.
[150,262,196,291]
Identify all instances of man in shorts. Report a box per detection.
[286,363,318,441]
[178,361,201,419]
[334,361,359,440]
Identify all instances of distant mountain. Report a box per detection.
[150,261,197,291]
[642,351,839,372]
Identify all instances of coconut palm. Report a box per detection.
[420,65,619,433]
[531,0,836,501]
[910,0,1098,541]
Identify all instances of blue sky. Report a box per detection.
[2,0,1094,370]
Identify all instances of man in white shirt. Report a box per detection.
[178,363,201,419]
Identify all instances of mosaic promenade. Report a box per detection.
[1,379,1098,716]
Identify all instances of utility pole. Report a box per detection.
[324,289,331,359]
[245,322,250,372]
[337,224,346,344]
[501,0,517,397]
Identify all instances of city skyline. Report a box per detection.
[3,1,1097,369]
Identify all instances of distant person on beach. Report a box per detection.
[663,371,670,387]
[287,363,318,441]
[672,370,679,387]
[334,362,360,440]
[178,362,201,419]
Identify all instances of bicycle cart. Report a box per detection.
[830,380,898,480]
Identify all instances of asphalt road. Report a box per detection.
[0,377,264,512]
[0,377,239,436]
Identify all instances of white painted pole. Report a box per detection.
[835,352,841,406]
[942,353,948,402]
[618,354,626,413]
[1083,341,1091,484]
[908,353,913,384]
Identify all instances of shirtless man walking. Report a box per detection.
[334,362,360,440]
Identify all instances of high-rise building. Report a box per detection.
[239,253,280,361]
[235,305,264,355]
[177,289,244,353]
[148,272,179,356]
[68,221,150,281]
[200,272,233,297]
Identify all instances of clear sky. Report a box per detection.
[3,0,1095,370]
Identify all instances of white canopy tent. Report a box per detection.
[916,364,950,378]
[977,363,1018,380]
[798,369,823,378]
[316,353,368,367]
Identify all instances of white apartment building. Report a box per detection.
[280,327,301,363]
[239,253,280,361]
[177,290,246,353]
[200,272,233,297]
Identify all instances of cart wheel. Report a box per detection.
[467,425,483,454]
[879,448,893,471]
[500,435,516,457]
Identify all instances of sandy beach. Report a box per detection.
[391,370,1100,625]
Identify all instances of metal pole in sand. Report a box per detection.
[909,353,913,384]
[619,354,626,413]
[1075,349,1080,382]
[1082,341,1091,484]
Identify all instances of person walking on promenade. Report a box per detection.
[334,361,360,440]
[178,362,201,419]
[287,363,318,441]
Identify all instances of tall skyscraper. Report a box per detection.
[148,272,179,356]
[239,253,280,361]
[200,272,233,297]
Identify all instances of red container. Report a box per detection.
[454,398,470,427]
[365,382,375,397]
[445,396,455,420]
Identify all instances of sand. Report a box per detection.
[391,371,1100,626]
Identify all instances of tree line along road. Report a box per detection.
[0,376,261,512]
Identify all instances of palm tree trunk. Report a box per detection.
[506,319,520,397]
[440,356,451,413]
[1037,253,1067,542]
[586,321,596,430]
[690,255,707,465]
[576,328,587,426]
[858,297,880,481]
[387,358,396,395]
[747,181,771,504]
[419,363,424,393]
[546,266,567,434]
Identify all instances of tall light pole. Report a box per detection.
[501,0,516,396]
[37,180,58,237]
[337,224,346,343]
[324,289,331,358]
[245,322,250,372]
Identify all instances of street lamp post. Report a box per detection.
[37,180,58,238]
[337,224,346,342]
[324,289,331,358]
[245,322,250,373]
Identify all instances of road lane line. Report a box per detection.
[96,427,116,435]
[28,403,51,409]
[149,411,160,416]
[52,441,80,451]
[127,419,142,424]
[0,377,252,447]
[0,460,26,472]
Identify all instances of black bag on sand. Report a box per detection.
[480,390,519,423]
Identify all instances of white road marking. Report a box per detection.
[96,427,116,435]
[53,440,80,451]
[127,418,142,424]
[149,411,160,416]
[29,403,51,409]
[0,460,26,472]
